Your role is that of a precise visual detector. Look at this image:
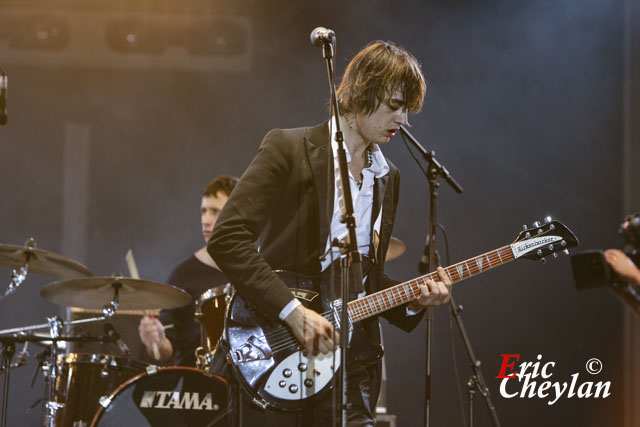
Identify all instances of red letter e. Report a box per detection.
[495,354,520,379]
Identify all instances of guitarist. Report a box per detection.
[208,40,452,426]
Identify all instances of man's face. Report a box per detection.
[201,192,229,243]
[354,89,408,145]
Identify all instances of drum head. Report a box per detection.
[92,367,229,427]
[196,285,228,307]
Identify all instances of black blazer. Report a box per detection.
[208,122,424,337]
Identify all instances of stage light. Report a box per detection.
[7,14,69,50]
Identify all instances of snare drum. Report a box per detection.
[194,285,230,354]
[91,366,229,427]
[55,353,146,427]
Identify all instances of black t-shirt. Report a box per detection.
[158,254,228,366]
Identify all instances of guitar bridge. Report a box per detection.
[233,334,273,363]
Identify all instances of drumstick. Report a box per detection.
[126,250,161,360]
[146,312,161,360]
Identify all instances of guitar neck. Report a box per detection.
[347,244,515,323]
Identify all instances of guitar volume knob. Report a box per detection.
[283,368,292,378]
[289,384,298,393]
[304,378,314,388]
[298,363,307,372]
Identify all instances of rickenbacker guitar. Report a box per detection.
[223,218,578,411]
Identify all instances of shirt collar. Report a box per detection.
[330,116,389,178]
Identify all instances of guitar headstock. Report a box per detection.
[510,217,579,261]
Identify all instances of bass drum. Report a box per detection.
[91,366,229,427]
[56,353,147,427]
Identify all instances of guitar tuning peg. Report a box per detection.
[522,224,528,231]
[544,216,553,223]
[540,258,546,264]
[563,249,569,255]
[533,221,541,227]
[552,253,558,259]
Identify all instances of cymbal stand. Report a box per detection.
[42,316,63,427]
[1,238,35,300]
[101,281,121,318]
[0,340,14,427]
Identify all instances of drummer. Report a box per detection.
[138,176,238,365]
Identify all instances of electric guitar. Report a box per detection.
[223,218,579,411]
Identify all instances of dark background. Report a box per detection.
[0,0,626,425]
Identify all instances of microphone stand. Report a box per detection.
[317,37,364,427]
[450,295,501,427]
[399,126,462,427]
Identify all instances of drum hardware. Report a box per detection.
[31,346,50,388]
[9,341,29,369]
[0,238,92,301]
[0,338,14,427]
[194,347,214,371]
[0,313,115,427]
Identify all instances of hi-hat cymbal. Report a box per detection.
[41,277,191,310]
[0,242,92,279]
[386,237,406,261]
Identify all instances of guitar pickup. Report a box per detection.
[233,334,273,363]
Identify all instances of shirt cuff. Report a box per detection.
[406,306,424,316]
[279,298,302,321]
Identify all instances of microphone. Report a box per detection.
[103,323,131,356]
[0,69,6,126]
[310,27,335,46]
[418,236,441,274]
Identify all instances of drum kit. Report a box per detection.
[0,236,406,426]
[0,240,230,427]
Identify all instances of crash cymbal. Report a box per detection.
[0,241,92,279]
[40,277,191,310]
[386,236,406,261]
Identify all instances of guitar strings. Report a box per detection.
[260,282,420,352]
[267,311,338,353]
[252,248,510,354]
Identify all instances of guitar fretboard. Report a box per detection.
[347,245,515,323]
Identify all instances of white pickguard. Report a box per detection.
[263,349,342,400]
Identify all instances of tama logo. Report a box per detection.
[139,391,218,410]
[511,236,561,257]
